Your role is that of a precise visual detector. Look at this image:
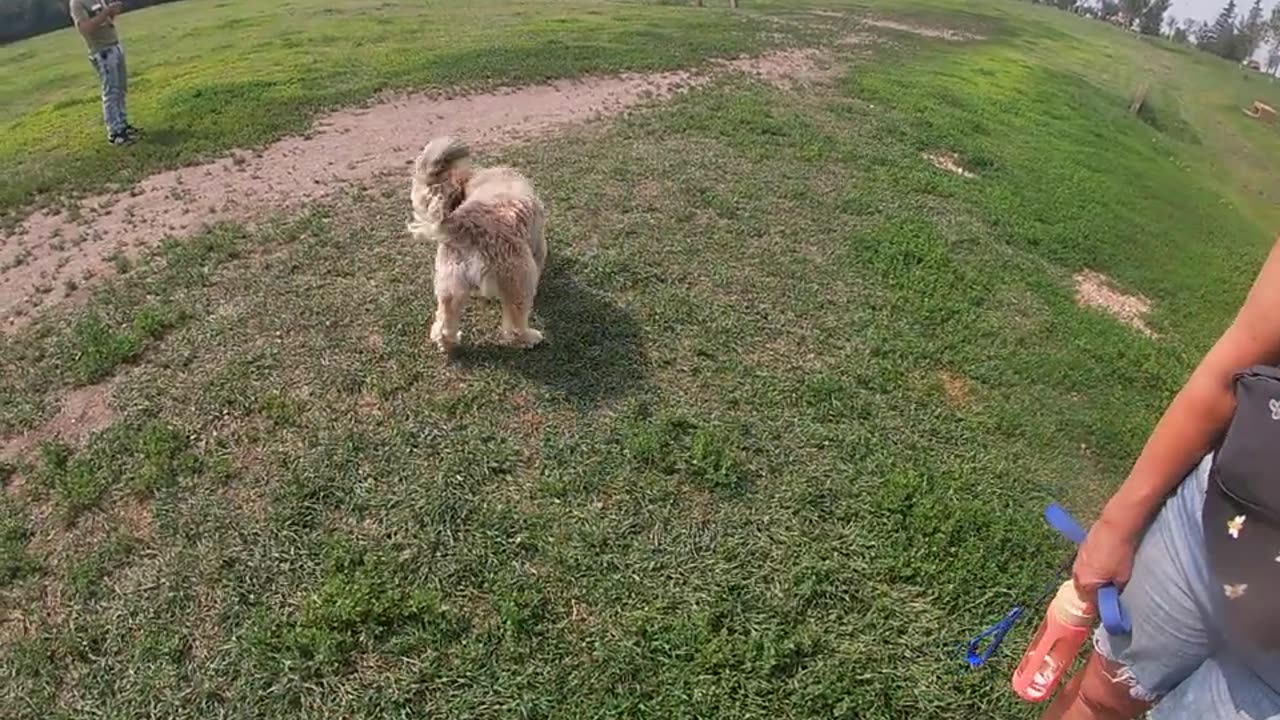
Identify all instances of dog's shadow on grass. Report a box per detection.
[453,258,650,407]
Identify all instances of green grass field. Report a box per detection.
[4,0,1280,716]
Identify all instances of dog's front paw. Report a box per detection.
[505,328,544,349]
[430,319,461,353]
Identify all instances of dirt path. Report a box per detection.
[0,49,829,333]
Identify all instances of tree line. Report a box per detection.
[1185,0,1280,66]
[0,0,189,44]
[1040,0,1280,69]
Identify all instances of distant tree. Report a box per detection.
[1119,0,1146,28]
[1098,0,1123,21]
[1201,0,1241,58]
[1138,0,1171,35]
[1163,13,1178,37]
[0,0,190,44]
[1265,2,1280,72]
[1172,25,1190,43]
[1185,18,1210,44]
[1239,0,1267,57]
[1051,0,1078,11]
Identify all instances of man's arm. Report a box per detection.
[71,2,121,36]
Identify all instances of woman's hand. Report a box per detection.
[1072,515,1141,602]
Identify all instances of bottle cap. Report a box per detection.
[1052,581,1096,625]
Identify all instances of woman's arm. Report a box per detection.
[1075,237,1280,596]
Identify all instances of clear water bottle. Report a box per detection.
[1011,581,1096,702]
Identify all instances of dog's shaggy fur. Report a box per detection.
[407,137,547,352]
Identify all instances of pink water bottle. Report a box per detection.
[1011,581,1096,702]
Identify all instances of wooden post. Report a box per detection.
[730,0,738,6]
[694,0,701,6]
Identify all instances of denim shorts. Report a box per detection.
[1095,454,1280,718]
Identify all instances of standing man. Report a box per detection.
[69,1,139,146]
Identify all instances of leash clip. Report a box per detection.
[965,606,1023,668]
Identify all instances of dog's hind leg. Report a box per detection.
[498,284,542,348]
[430,292,468,353]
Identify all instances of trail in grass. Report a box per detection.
[0,49,829,334]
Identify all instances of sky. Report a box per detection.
[1170,0,1273,23]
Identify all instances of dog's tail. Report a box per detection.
[413,136,470,188]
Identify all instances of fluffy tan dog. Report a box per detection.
[407,137,547,352]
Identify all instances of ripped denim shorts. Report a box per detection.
[1095,454,1280,719]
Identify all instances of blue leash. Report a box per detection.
[965,503,1131,669]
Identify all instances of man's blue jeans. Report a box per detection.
[88,44,128,139]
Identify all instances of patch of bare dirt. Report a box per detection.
[863,18,983,41]
[225,474,270,523]
[1,49,830,333]
[923,152,977,178]
[569,598,594,624]
[809,9,845,18]
[717,48,836,87]
[745,332,823,373]
[2,380,116,460]
[0,605,35,646]
[509,392,545,439]
[113,494,155,541]
[938,369,975,408]
[355,391,382,418]
[840,31,879,46]
[1073,270,1156,337]
[187,582,224,663]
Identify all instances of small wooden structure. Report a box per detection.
[1243,101,1277,123]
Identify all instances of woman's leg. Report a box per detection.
[1044,654,1151,719]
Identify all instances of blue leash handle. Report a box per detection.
[965,502,1131,669]
[1044,503,1131,636]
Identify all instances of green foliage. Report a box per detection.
[623,410,750,492]
[59,302,185,384]
[0,498,39,585]
[66,532,139,600]
[62,313,144,384]
[37,440,109,517]
[35,420,201,518]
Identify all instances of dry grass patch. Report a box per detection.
[1073,270,1156,337]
